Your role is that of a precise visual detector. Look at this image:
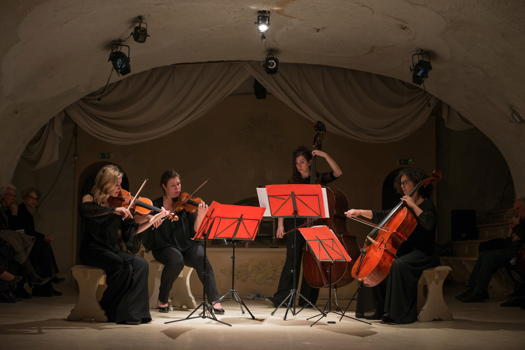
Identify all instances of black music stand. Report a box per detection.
[211,202,266,319]
[165,203,233,327]
[298,225,371,326]
[264,184,328,320]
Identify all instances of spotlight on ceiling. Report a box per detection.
[263,54,279,75]
[410,50,432,85]
[256,10,270,39]
[108,42,131,75]
[132,16,149,43]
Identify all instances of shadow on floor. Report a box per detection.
[0,318,121,335]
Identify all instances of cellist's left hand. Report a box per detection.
[401,195,417,209]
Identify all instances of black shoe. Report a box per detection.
[158,306,170,313]
[212,307,225,315]
[125,320,141,325]
[363,313,383,320]
[52,276,66,284]
[381,315,396,324]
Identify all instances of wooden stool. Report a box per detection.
[67,265,107,322]
[144,252,197,309]
[417,266,453,321]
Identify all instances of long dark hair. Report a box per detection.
[291,146,313,182]
[394,167,432,198]
[160,169,180,195]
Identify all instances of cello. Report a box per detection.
[350,170,442,287]
[301,121,360,288]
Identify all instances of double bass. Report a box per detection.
[350,170,442,287]
[301,121,360,288]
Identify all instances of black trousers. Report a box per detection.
[468,242,516,296]
[80,247,150,323]
[356,249,436,324]
[273,229,319,305]
[152,244,220,304]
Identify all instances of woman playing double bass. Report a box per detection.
[267,146,343,308]
[345,167,438,324]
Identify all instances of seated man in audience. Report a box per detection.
[16,188,62,296]
[0,238,23,302]
[456,197,525,303]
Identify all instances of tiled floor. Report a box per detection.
[0,284,524,350]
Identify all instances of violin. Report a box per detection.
[108,188,178,221]
[350,170,442,287]
[172,192,203,213]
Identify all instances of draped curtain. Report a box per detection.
[23,62,470,168]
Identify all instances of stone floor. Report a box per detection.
[0,284,524,350]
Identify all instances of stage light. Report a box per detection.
[132,16,149,43]
[410,50,432,85]
[108,42,131,75]
[253,79,267,99]
[263,54,279,75]
[256,10,270,39]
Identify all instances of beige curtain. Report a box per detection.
[24,61,466,168]
[21,113,64,170]
[66,62,250,144]
[246,62,436,142]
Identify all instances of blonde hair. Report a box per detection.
[92,165,123,205]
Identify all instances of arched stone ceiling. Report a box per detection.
[1,0,524,193]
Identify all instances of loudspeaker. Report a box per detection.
[451,209,478,241]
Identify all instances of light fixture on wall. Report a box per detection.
[256,10,270,40]
[108,41,131,75]
[132,16,150,43]
[410,49,432,85]
[510,106,524,124]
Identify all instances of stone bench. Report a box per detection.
[67,258,196,322]
[417,266,453,322]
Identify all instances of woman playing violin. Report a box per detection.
[345,167,438,324]
[267,146,343,308]
[79,165,169,325]
[142,169,224,314]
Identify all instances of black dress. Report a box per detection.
[142,197,220,304]
[271,171,338,307]
[79,201,150,324]
[356,198,438,324]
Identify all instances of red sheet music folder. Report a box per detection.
[194,201,266,241]
[298,225,352,262]
[265,184,327,218]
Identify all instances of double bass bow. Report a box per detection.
[301,121,360,289]
[350,170,442,287]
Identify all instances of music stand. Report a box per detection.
[263,184,329,320]
[165,202,237,327]
[206,202,266,319]
[298,225,371,326]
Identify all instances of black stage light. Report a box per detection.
[132,16,149,43]
[253,79,267,99]
[410,50,432,85]
[263,55,279,75]
[109,43,131,75]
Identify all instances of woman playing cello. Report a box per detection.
[345,167,438,324]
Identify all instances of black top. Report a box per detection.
[79,201,139,254]
[372,198,437,256]
[142,197,197,252]
[290,171,337,185]
[16,204,45,240]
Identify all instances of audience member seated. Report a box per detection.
[456,197,525,303]
[0,184,50,298]
[16,188,62,296]
[0,239,23,302]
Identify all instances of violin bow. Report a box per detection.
[127,178,149,210]
[189,178,209,197]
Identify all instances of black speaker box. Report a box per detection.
[451,209,478,241]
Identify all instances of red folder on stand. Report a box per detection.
[298,225,352,263]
